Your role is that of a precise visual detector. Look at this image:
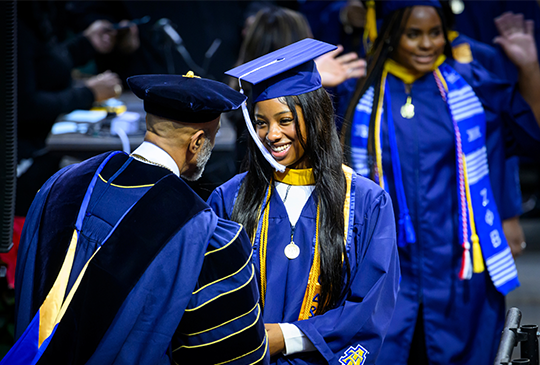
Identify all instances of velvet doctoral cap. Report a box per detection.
[126,73,247,123]
[381,0,441,17]
[225,38,337,103]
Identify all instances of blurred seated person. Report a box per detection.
[16,1,125,217]
[65,1,250,82]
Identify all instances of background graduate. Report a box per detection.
[340,1,540,364]
[208,39,400,364]
[10,74,269,364]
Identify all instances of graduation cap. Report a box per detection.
[381,0,441,17]
[127,72,246,124]
[226,38,336,103]
[225,38,337,172]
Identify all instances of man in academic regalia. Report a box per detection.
[9,73,269,365]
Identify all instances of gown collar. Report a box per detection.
[274,168,315,186]
[384,55,446,84]
[131,142,180,177]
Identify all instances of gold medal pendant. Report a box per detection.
[284,241,300,259]
[400,96,415,119]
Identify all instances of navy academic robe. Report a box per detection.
[355,60,540,365]
[208,170,400,365]
[14,152,268,364]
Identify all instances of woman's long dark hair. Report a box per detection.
[231,87,350,314]
[341,6,453,176]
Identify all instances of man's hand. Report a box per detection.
[341,0,366,30]
[85,70,122,102]
[116,20,140,54]
[503,216,526,258]
[265,323,285,357]
[315,45,366,88]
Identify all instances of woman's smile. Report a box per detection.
[412,53,436,64]
[268,142,292,157]
[254,97,310,168]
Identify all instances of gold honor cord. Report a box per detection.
[342,166,354,249]
[463,159,485,272]
[256,185,273,307]
[434,68,484,273]
[374,70,388,190]
[256,166,353,319]
[297,204,321,320]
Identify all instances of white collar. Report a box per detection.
[131,141,180,177]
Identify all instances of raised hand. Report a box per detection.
[116,20,140,54]
[315,45,366,88]
[493,12,538,70]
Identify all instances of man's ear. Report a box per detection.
[188,130,206,154]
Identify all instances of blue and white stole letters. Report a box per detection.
[350,62,519,295]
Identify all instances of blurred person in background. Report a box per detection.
[0,1,128,356]
[340,1,540,363]
[16,1,126,218]
[65,1,251,83]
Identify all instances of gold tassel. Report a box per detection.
[363,1,378,52]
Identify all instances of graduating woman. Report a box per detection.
[340,1,540,364]
[208,39,400,364]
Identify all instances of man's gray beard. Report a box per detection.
[182,137,212,181]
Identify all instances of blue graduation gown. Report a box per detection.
[368,60,540,364]
[14,152,268,365]
[208,170,400,365]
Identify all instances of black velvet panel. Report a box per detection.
[176,274,259,335]
[173,316,266,364]
[193,236,250,292]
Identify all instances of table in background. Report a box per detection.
[46,91,239,199]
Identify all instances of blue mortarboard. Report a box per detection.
[225,38,337,103]
[381,0,441,17]
[127,73,246,123]
[224,39,336,172]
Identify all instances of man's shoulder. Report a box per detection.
[44,152,119,196]
[208,216,249,250]
[216,172,248,193]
